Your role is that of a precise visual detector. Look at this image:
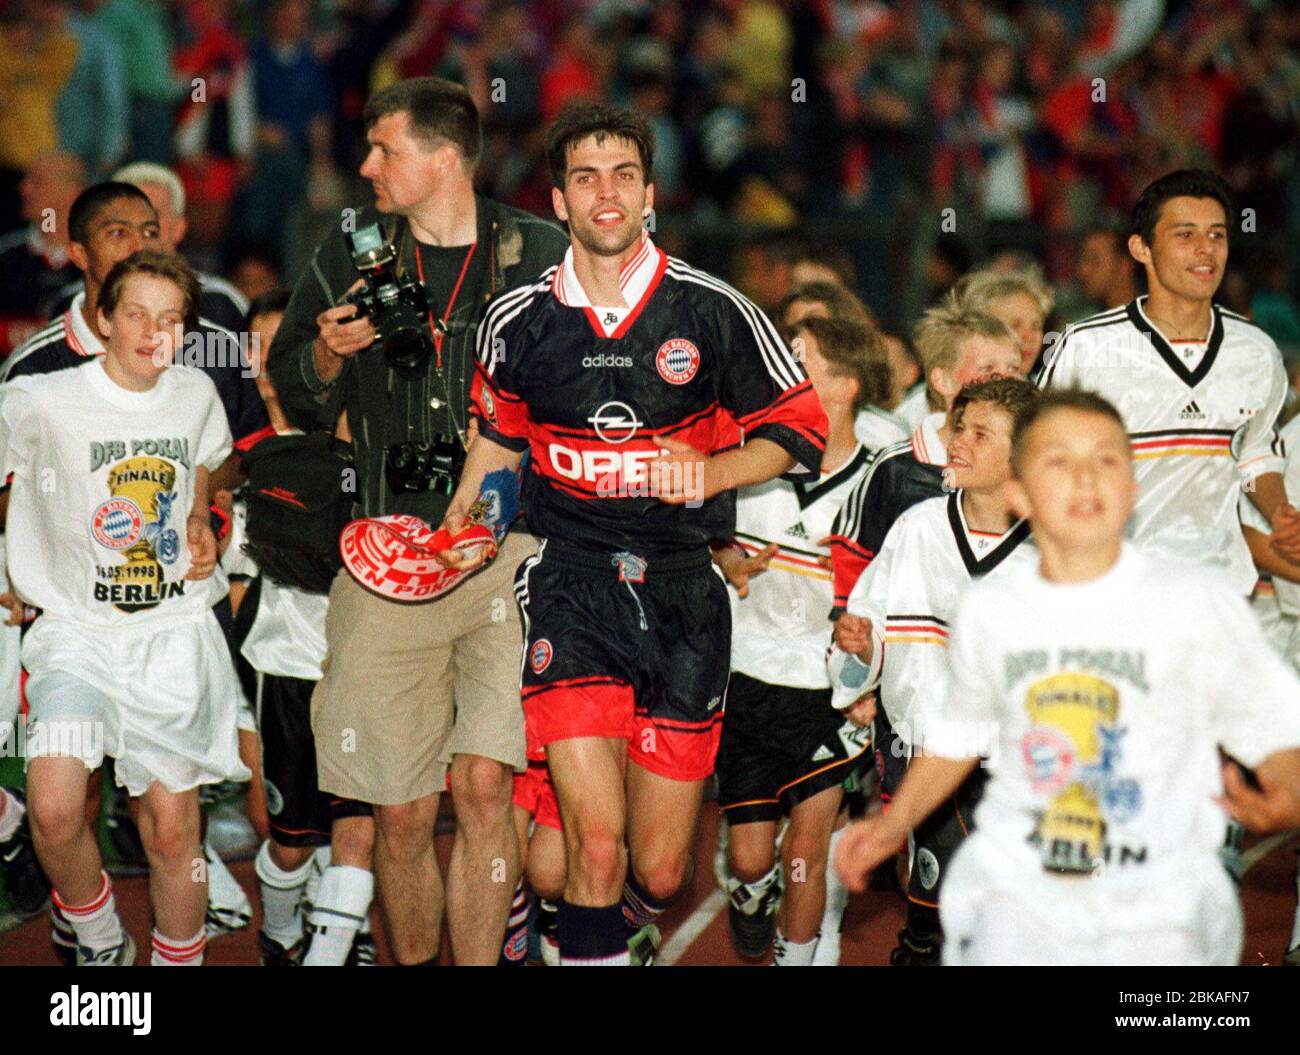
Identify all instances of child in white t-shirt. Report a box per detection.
[0,251,248,966]
[836,389,1300,965]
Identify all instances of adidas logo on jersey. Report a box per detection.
[582,354,632,367]
[1179,400,1205,421]
[811,745,834,762]
[787,521,809,540]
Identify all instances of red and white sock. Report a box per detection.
[52,872,124,953]
[151,927,206,966]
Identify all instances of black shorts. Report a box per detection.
[230,577,371,847]
[514,540,731,782]
[255,670,373,846]
[716,671,873,825]
[907,766,987,909]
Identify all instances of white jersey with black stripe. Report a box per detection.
[729,443,872,689]
[1037,297,1286,595]
[830,492,1035,734]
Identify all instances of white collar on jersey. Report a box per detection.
[64,290,106,358]
[553,230,662,337]
[911,411,948,466]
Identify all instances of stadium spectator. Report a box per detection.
[57,0,130,180]
[98,0,181,164]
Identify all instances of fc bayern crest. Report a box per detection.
[481,388,498,425]
[530,638,554,674]
[90,498,144,550]
[655,338,700,385]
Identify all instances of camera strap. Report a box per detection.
[413,240,478,370]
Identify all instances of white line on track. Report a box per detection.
[657,889,728,966]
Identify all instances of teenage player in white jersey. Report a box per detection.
[1036,169,1300,594]
[836,389,1300,965]
[829,379,1039,964]
[0,251,249,966]
[713,315,878,966]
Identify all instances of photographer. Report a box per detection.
[268,77,566,965]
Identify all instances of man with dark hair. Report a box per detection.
[1076,226,1140,313]
[269,76,568,966]
[449,102,826,966]
[1039,168,1300,596]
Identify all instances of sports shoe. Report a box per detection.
[0,790,51,917]
[258,930,304,966]
[1284,943,1300,967]
[76,933,136,967]
[627,923,661,967]
[888,925,940,966]
[345,931,378,967]
[726,869,782,961]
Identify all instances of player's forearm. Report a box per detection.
[710,438,794,493]
[1252,748,1300,831]
[444,432,525,523]
[1243,524,1300,584]
[888,754,981,832]
[1246,472,1291,526]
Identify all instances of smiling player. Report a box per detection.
[445,103,826,966]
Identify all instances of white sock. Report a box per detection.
[774,929,818,967]
[54,872,124,952]
[303,865,373,966]
[254,841,312,948]
[0,788,23,842]
[205,839,251,919]
[304,845,331,910]
[812,827,850,966]
[152,927,205,966]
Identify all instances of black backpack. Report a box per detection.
[240,430,355,594]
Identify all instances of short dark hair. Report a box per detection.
[364,77,482,167]
[247,288,292,324]
[98,249,202,331]
[1010,388,1128,476]
[791,315,891,414]
[1131,169,1236,246]
[951,378,1039,434]
[545,104,655,189]
[69,181,155,246]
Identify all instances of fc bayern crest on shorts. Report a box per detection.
[530,638,553,674]
[90,498,145,550]
[655,338,700,385]
[481,388,498,425]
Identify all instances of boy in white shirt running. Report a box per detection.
[0,250,248,965]
[836,388,1300,965]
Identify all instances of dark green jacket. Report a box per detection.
[270,194,568,522]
